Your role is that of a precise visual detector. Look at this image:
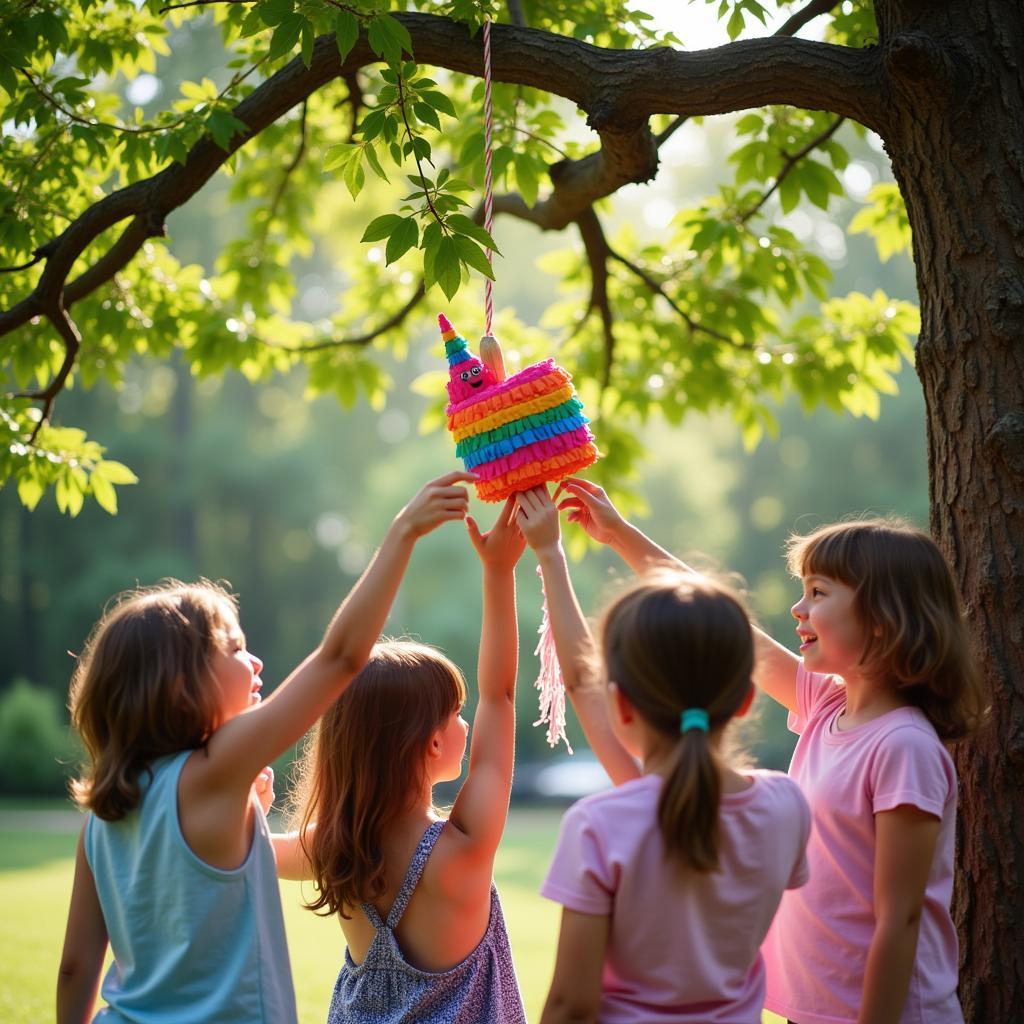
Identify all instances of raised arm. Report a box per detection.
[191,472,477,798]
[447,496,524,859]
[516,487,640,786]
[557,477,799,713]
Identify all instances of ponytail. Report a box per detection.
[599,569,755,875]
[659,727,721,872]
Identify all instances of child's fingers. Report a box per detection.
[465,515,484,551]
[499,494,518,526]
[432,470,479,487]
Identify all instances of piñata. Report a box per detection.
[440,314,599,503]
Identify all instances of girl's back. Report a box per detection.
[330,821,522,1024]
[339,820,495,971]
[543,771,809,1023]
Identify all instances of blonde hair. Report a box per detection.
[599,569,754,873]
[69,579,239,820]
[287,640,467,918]
[787,518,987,740]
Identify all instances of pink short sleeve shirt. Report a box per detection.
[762,662,963,1024]
[542,770,810,1024]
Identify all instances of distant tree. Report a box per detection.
[2,1,1021,1013]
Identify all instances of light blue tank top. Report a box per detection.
[84,749,297,1024]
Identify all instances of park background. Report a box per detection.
[0,4,924,1021]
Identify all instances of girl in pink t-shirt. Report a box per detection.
[552,479,988,1024]
[514,487,811,1024]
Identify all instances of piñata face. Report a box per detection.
[439,313,600,503]
[447,356,496,404]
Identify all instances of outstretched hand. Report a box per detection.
[253,766,275,816]
[553,478,625,546]
[466,495,526,571]
[515,485,562,553]
[396,470,477,539]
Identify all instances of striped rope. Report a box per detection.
[482,18,494,336]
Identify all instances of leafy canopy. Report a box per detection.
[0,0,915,515]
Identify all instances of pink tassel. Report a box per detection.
[533,565,572,752]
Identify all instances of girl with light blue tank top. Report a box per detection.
[86,751,295,1023]
[274,497,529,1024]
[58,474,474,1024]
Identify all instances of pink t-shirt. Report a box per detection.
[541,770,810,1024]
[762,663,963,1024]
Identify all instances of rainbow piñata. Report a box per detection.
[440,314,599,502]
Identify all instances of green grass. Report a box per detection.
[1,807,783,1023]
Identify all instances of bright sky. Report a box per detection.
[641,0,829,48]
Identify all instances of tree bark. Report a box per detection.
[877,1,1024,1018]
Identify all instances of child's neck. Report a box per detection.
[836,670,907,729]
[642,734,752,793]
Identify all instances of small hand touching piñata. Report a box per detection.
[440,314,599,503]
[440,313,599,749]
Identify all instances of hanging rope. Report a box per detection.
[482,18,495,337]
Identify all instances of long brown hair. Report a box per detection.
[288,640,467,918]
[787,518,987,740]
[599,569,754,873]
[69,579,238,820]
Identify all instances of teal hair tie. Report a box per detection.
[680,708,709,734]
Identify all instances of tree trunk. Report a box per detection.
[878,1,1024,1018]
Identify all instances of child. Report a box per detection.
[514,486,811,1024]
[56,470,477,1024]
[552,477,988,1024]
[272,495,528,1024]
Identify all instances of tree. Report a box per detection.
[1,0,1020,1013]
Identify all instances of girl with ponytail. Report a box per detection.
[515,487,810,1024]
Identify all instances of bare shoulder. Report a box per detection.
[425,821,496,906]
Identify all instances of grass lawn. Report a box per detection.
[0,806,783,1023]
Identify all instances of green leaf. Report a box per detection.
[376,13,412,57]
[514,152,540,207]
[435,236,462,300]
[322,142,359,172]
[92,460,139,485]
[726,8,745,39]
[90,473,118,514]
[300,19,314,68]
[734,113,763,135]
[343,154,365,199]
[445,214,501,254]
[453,235,495,281]
[363,143,389,182]
[335,11,359,62]
[268,14,303,62]
[17,473,44,512]
[259,0,294,27]
[361,214,404,243]
[420,90,456,118]
[778,171,802,213]
[413,102,440,131]
[385,218,419,264]
[206,109,247,150]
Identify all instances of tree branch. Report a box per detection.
[777,0,841,38]
[655,0,843,148]
[255,280,427,353]
[259,100,308,246]
[575,208,616,392]
[10,302,82,439]
[738,114,845,223]
[0,13,882,358]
